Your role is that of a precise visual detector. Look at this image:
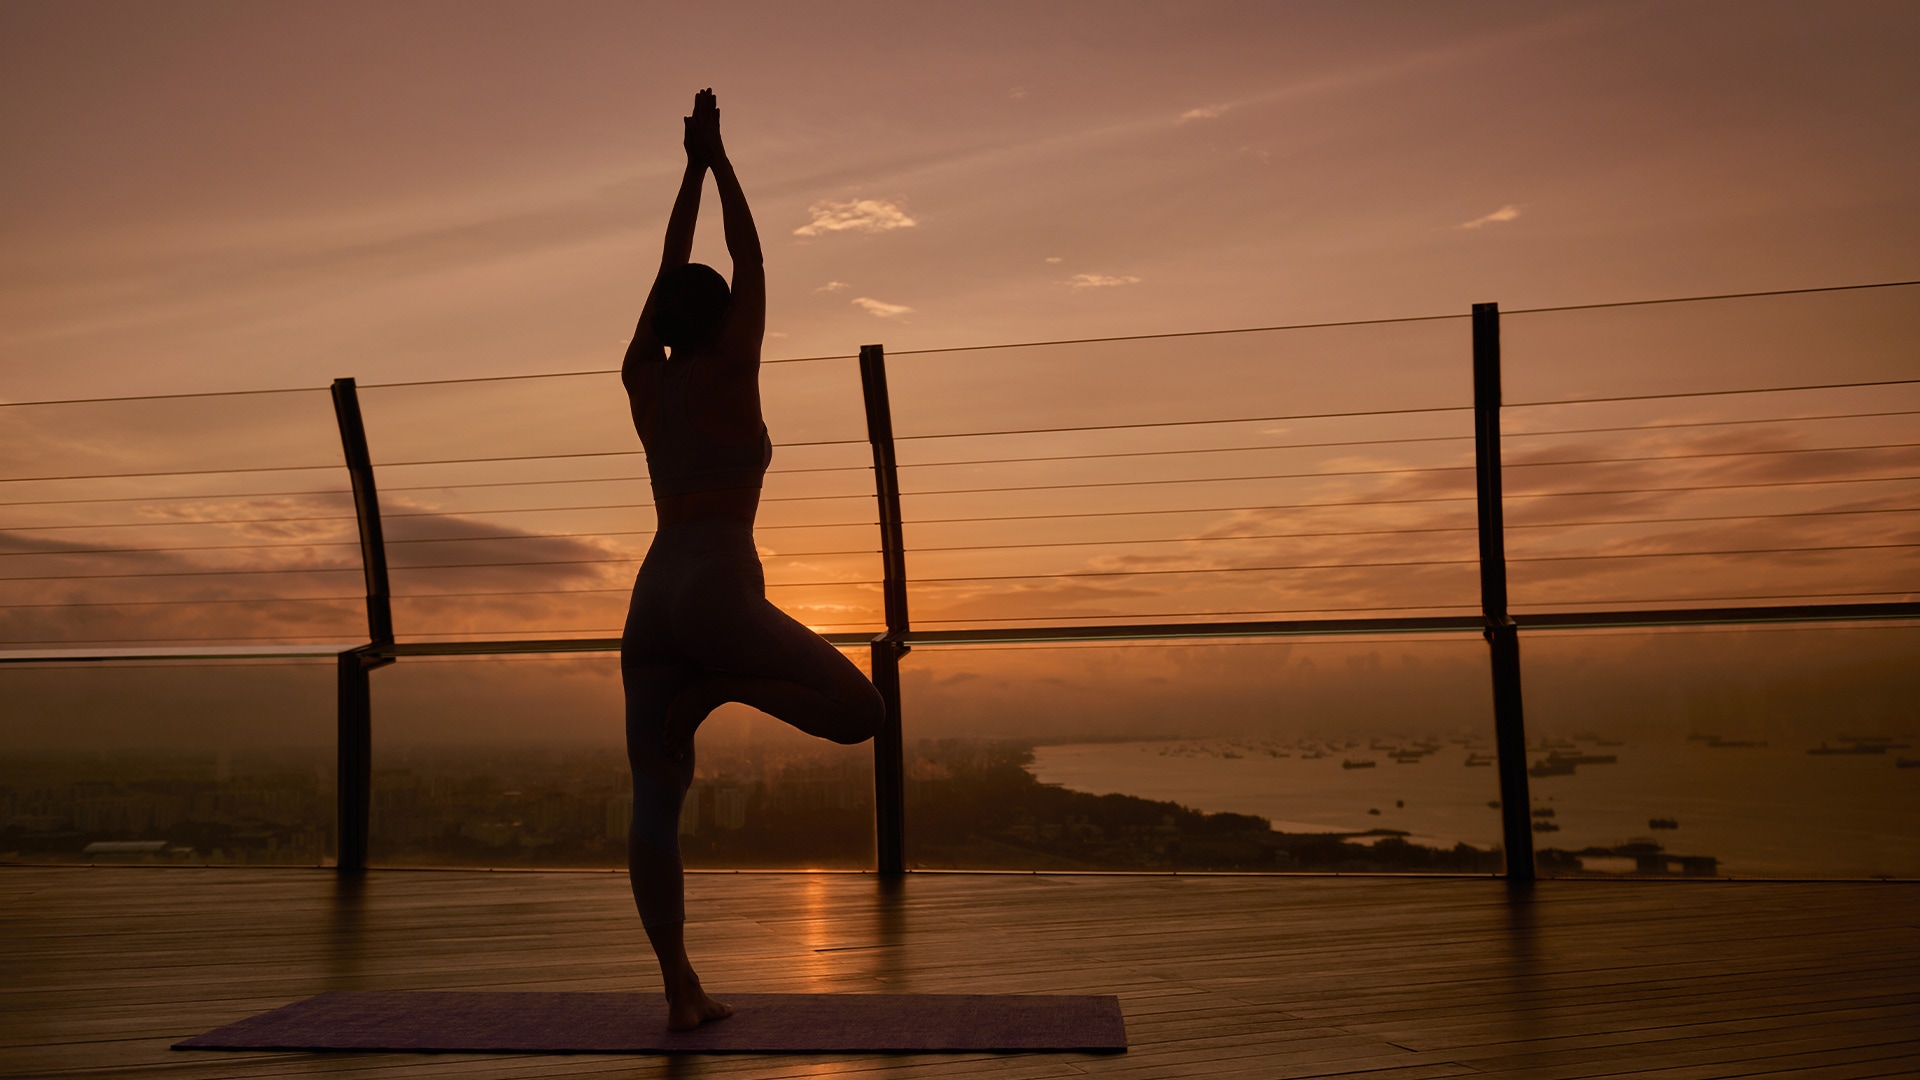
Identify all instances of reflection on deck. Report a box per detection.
[4,867,1916,1078]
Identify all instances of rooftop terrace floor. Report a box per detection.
[3,867,1917,1079]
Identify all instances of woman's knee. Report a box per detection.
[824,678,886,745]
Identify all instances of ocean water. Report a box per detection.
[1027,738,1920,878]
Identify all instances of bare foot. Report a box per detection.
[666,981,734,1031]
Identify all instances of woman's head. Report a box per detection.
[653,263,731,351]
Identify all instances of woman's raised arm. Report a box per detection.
[624,98,712,379]
[689,94,764,362]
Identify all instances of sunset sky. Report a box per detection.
[3,2,1917,748]
[4,1,1918,399]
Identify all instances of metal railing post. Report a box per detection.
[330,377,395,873]
[859,344,909,877]
[330,378,393,645]
[335,648,374,871]
[1473,303,1536,881]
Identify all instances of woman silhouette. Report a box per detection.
[620,89,885,1030]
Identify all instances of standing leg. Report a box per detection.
[624,655,734,1030]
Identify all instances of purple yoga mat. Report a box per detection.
[173,990,1128,1054]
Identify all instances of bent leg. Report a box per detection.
[669,595,885,745]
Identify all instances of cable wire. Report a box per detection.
[896,404,1471,443]
[1511,542,1920,564]
[911,559,1477,584]
[0,595,362,610]
[0,633,364,646]
[899,475,1920,529]
[897,434,1472,471]
[1513,507,1920,531]
[1508,474,1920,500]
[0,386,325,408]
[909,602,1483,624]
[0,538,359,558]
[904,542,1918,586]
[907,496,1479,527]
[2,463,341,484]
[1510,588,1918,608]
[1509,378,1920,410]
[2,566,360,582]
[885,312,1469,359]
[1507,442,1920,470]
[902,466,1475,500]
[1502,278,1920,316]
[7,278,1910,409]
[888,526,1475,557]
[1508,409,1920,441]
[5,513,360,533]
[0,488,352,509]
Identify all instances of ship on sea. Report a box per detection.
[1812,735,1913,755]
[1464,752,1495,767]
[1342,759,1376,770]
[1529,749,1616,777]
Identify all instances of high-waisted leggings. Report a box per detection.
[620,518,884,927]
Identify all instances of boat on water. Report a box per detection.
[1342,759,1377,769]
[1529,758,1576,777]
[1808,743,1887,755]
[1898,758,1920,769]
[1464,753,1495,767]
[1649,818,1679,829]
[1838,735,1910,750]
[1546,750,1617,766]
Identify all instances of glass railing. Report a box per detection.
[4,281,1914,878]
[0,657,337,865]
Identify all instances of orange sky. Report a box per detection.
[3,1,1918,399]
[2,3,1917,745]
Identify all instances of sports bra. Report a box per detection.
[644,353,773,499]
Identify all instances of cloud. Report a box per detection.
[1179,104,1229,122]
[815,280,850,292]
[793,198,918,238]
[1066,273,1141,289]
[851,296,913,318]
[1007,86,1029,100]
[1044,256,1063,264]
[1459,204,1522,229]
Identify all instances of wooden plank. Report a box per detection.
[2,868,1916,1079]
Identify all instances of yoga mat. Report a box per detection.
[173,990,1127,1054]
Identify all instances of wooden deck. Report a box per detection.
[3,867,1917,1079]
